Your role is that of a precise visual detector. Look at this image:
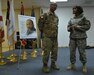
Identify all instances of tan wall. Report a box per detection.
[2,8,41,52]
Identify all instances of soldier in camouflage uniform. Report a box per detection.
[38,3,59,73]
[67,6,91,73]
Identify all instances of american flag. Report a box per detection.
[6,0,16,46]
[20,1,27,46]
[0,0,4,43]
[31,6,35,17]
[20,1,24,15]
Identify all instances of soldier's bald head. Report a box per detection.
[50,2,57,7]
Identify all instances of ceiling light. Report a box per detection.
[50,0,68,2]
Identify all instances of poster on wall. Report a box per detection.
[18,15,37,39]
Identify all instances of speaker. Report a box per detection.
[25,39,32,49]
[16,32,20,40]
[16,32,19,35]
[15,32,21,49]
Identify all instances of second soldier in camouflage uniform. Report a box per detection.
[67,6,91,73]
[38,3,59,73]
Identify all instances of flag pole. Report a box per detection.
[20,1,27,60]
[7,34,17,62]
[0,43,6,65]
[0,0,6,65]
[40,8,44,56]
[6,0,17,62]
[31,39,37,57]
[21,39,27,60]
[30,7,37,57]
[0,30,6,65]
[10,34,17,62]
[7,42,12,59]
[7,36,15,60]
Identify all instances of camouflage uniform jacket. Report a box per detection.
[67,14,91,39]
[38,10,59,38]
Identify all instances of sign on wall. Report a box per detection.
[18,15,37,39]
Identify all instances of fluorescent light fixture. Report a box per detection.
[50,0,68,2]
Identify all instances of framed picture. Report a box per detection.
[18,15,37,39]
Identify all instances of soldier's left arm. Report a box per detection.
[75,19,91,32]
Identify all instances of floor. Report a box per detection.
[0,47,94,75]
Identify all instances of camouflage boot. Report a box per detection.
[82,64,87,73]
[42,63,50,73]
[51,62,60,70]
[67,63,76,70]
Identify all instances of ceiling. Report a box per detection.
[1,0,94,9]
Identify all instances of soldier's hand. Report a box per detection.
[71,24,77,29]
[40,15,43,18]
[76,25,81,28]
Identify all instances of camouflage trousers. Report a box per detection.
[42,37,58,64]
[69,38,87,64]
